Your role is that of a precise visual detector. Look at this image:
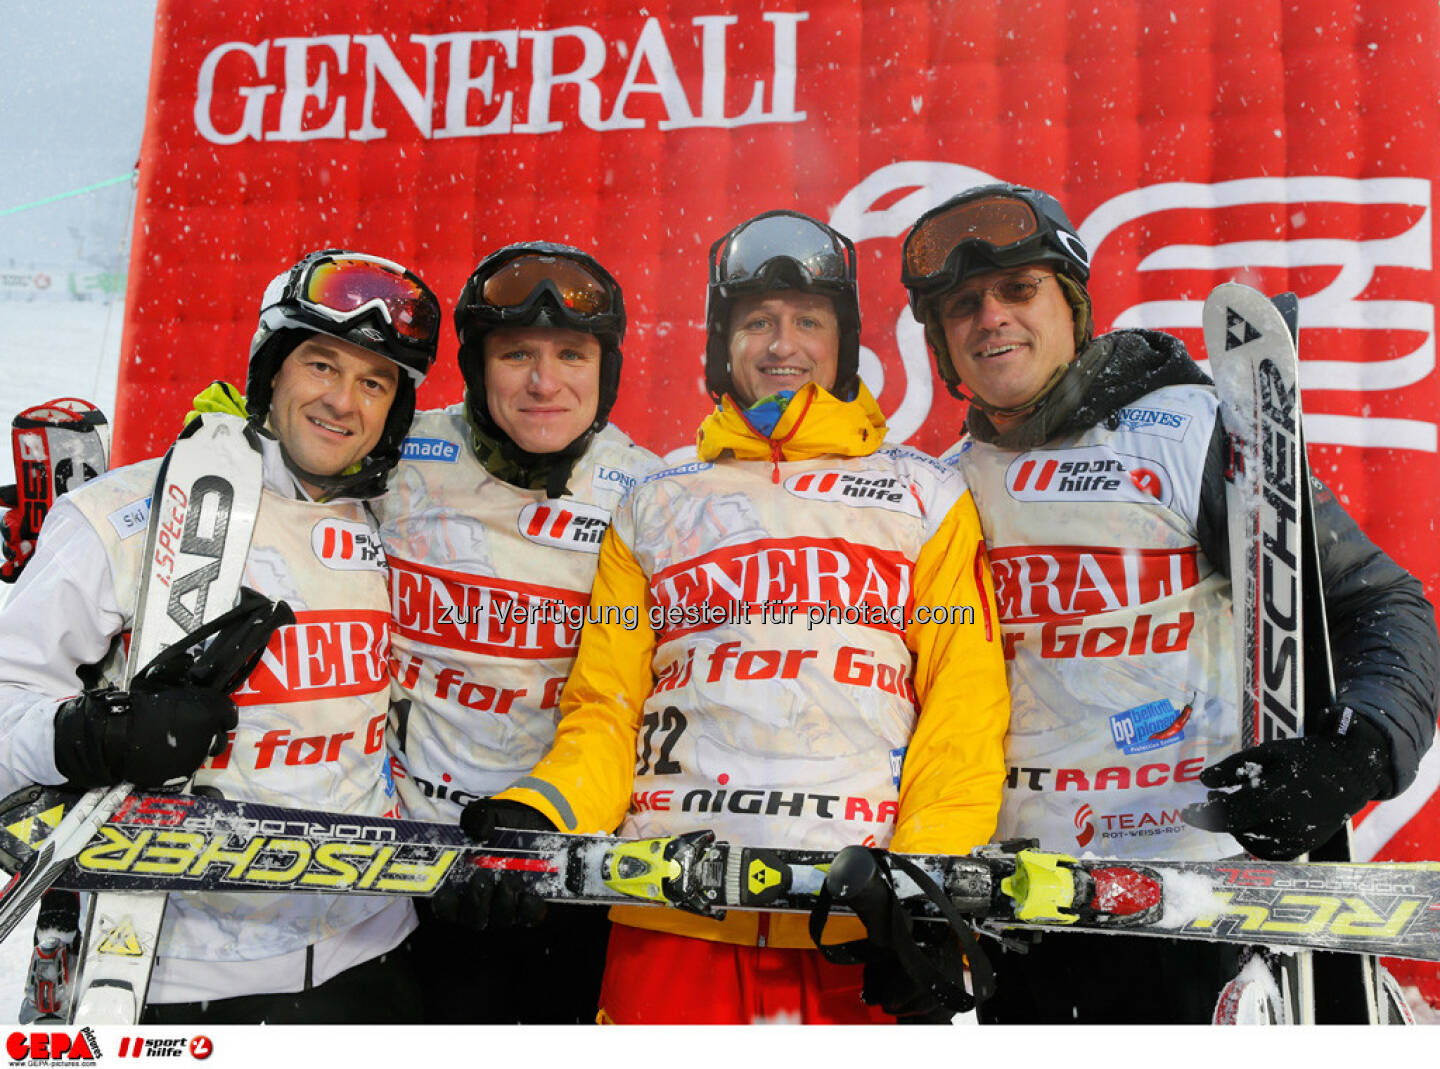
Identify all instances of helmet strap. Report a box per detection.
[462,390,591,497]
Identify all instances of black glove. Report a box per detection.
[432,798,556,931]
[1182,706,1392,860]
[810,846,990,1023]
[52,683,237,788]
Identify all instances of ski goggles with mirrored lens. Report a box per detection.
[478,254,617,318]
[297,255,441,345]
[902,195,1048,291]
[709,211,857,294]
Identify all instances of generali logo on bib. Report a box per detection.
[312,518,387,570]
[784,470,922,517]
[231,609,390,705]
[517,500,610,553]
[1005,447,1172,507]
[990,544,1199,625]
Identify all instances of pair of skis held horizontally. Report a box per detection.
[0,285,1427,1018]
[2,782,1439,965]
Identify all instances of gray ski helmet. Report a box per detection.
[454,241,626,437]
[704,211,861,404]
[901,183,1094,397]
[246,248,441,493]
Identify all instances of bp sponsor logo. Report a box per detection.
[1113,406,1192,441]
[1005,447,1172,506]
[400,436,461,463]
[1110,697,1191,755]
[888,746,907,788]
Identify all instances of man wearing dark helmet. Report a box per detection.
[902,182,1439,1023]
[479,211,1010,1023]
[374,242,660,1023]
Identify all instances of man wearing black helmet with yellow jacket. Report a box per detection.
[900,183,1439,1022]
[374,242,660,1022]
[474,211,1009,1023]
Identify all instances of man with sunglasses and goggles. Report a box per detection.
[475,212,1009,1023]
[0,249,442,1023]
[373,242,660,1023]
[902,182,1438,1023]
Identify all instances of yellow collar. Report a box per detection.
[696,382,888,466]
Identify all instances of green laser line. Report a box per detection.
[0,171,138,218]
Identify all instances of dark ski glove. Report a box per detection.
[432,798,556,930]
[810,846,992,1023]
[1182,706,1392,860]
[52,683,237,788]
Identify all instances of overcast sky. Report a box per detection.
[0,2,157,483]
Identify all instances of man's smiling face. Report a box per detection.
[267,335,399,495]
[725,289,840,407]
[938,264,1076,423]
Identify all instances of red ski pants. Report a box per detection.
[595,924,895,1024]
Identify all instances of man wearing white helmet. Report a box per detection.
[0,249,443,1023]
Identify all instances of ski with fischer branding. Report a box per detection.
[0,414,270,1025]
[1206,282,1398,1023]
[2,787,1438,963]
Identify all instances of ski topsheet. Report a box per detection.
[74,415,264,1025]
[0,415,267,1024]
[1,786,1437,964]
[1206,282,1388,1023]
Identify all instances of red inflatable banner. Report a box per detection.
[118,0,1440,1003]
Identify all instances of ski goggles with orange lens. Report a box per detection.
[902,191,1089,301]
[710,211,857,296]
[298,255,441,345]
[478,254,617,319]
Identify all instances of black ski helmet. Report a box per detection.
[454,241,626,447]
[247,248,441,496]
[704,211,861,404]
[901,183,1094,399]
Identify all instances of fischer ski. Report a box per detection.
[3,788,1439,963]
[0,414,269,1025]
[1206,282,1392,1024]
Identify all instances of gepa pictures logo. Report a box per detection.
[6,1028,100,1065]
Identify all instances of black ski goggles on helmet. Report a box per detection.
[286,253,442,348]
[462,252,623,334]
[709,211,857,297]
[902,193,1089,299]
